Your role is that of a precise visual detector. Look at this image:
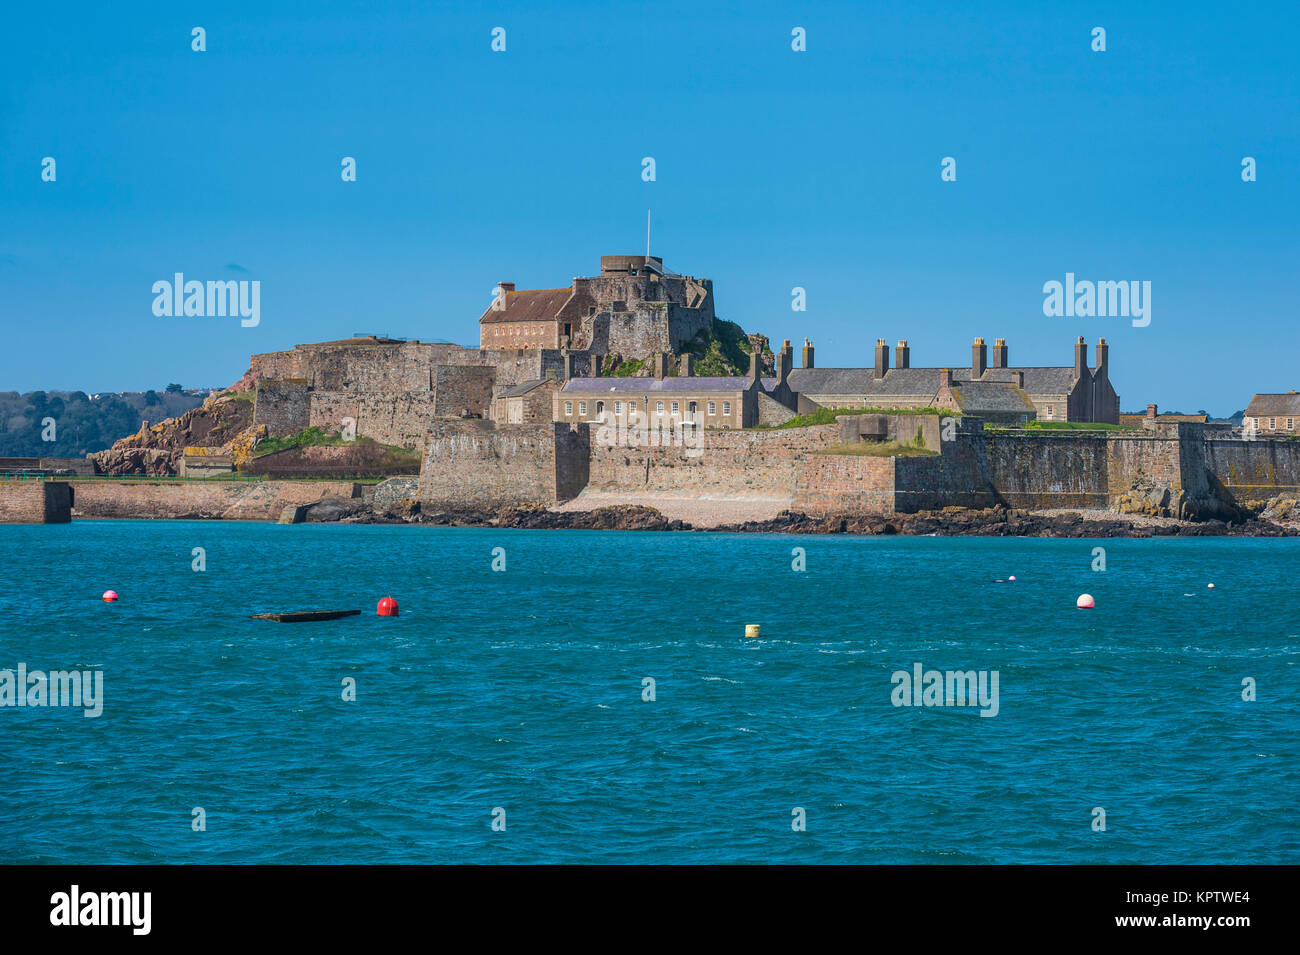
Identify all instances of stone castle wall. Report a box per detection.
[418,421,561,508]
[68,480,361,521]
[0,481,73,523]
[586,424,842,498]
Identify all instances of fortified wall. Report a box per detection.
[246,338,600,450]
[416,417,1300,518]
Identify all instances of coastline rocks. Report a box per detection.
[89,447,179,476]
[1260,496,1298,521]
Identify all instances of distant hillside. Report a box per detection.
[0,386,209,457]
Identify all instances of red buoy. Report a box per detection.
[377,596,399,617]
[102,590,119,603]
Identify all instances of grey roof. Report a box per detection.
[1245,393,1300,416]
[950,380,1037,414]
[786,366,1079,398]
[498,378,551,398]
[561,376,754,393]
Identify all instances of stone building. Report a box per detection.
[933,372,1037,426]
[491,377,562,425]
[1243,392,1300,436]
[555,351,770,430]
[787,336,1119,424]
[479,255,714,357]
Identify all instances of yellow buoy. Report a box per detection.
[745,624,761,638]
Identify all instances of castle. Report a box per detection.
[241,254,1120,449]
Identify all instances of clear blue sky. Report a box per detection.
[2,0,1296,414]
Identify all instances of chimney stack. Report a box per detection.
[971,337,987,379]
[1095,337,1109,376]
[748,348,761,383]
[562,354,574,380]
[992,338,1008,369]
[895,339,910,369]
[777,340,793,387]
[874,338,890,379]
[939,368,953,388]
[802,338,815,369]
[1074,336,1088,379]
[680,353,695,377]
[1146,403,1158,419]
[591,354,600,378]
[654,353,668,380]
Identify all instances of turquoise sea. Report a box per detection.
[1,521,1297,864]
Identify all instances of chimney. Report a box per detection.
[992,338,1008,369]
[776,341,792,386]
[939,368,953,388]
[802,338,815,369]
[1146,403,1158,419]
[1074,336,1088,379]
[748,348,761,383]
[971,337,987,379]
[590,354,600,378]
[654,353,668,380]
[874,338,889,379]
[680,353,695,377]
[562,354,574,380]
[498,282,515,294]
[1095,337,1109,376]
[894,340,910,369]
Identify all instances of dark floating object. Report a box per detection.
[249,610,362,624]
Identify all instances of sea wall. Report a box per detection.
[69,480,361,521]
[419,421,563,508]
[1203,437,1300,500]
[586,424,842,498]
[0,481,73,523]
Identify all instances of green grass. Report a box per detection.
[682,319,771,377]
[252,426,351,456]
[1022,420,1139,432]
[767,406,951,429]
[604,357,645,377]
[816,441,939,457]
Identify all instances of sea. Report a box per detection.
[2,521,1296,864]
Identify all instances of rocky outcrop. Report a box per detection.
[90,393,261,475]
[88,447,179,476]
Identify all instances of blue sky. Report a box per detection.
[1,0,1296,414]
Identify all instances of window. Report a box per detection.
[708,401,716,415]
[596,401,604,416]
[564,401,572,415]
[579,401,587,416]
[1269,417,1276,429]
[614,401,622,414]
[1289,418,1295,431]
[723,401,731,416]
[671,401,679,415]
[689,401,697,415]
[656,401,665,414]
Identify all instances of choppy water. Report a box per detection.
[1,521,1296,864]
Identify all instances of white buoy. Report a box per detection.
[1008,575,1016,581]
[1207,583,1215,589]
[1076,594,1095,609]
[744,624,761,638]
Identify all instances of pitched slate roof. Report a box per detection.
[498,378,553,398]
[1245,393,1300,416]
[561,376,754,393]
[479,288,572,324]
[786,366,1079,398]
[950,380,1037,414]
